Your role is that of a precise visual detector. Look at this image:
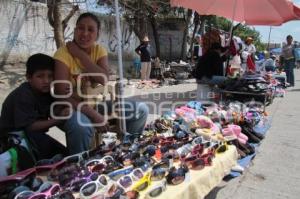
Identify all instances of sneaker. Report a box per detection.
[231,164,244,173]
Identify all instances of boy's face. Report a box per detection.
[27,70,53,93]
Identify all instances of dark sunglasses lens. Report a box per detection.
[136,182,148,191]
[30,194,47,199]
[82,183,97,196]
[59,191,75,199]
[151,169,165,181]
[71,179,87,192]
[65,156,80,163]
[92,164,105,173]
[51,185,60,195]
[217,145,226,153]
[133,170,143,179]
[119,176,132,188]
[192,159,205,170]
[171,176,184,185]
[39,183,52,192]
[15,191,34,199]
[90,173,99,181]
[149,187,162,197]
[99,176,107,185]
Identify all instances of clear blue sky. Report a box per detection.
[252,0,300,43]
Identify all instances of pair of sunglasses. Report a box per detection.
[132,172,151,192]
[79,174,109,198]
[147,180,167,198]
[14,182,60,199]
[166,165,189,185]
[215,142,229,154]
[184,154,212,170]
[117,168,145,190]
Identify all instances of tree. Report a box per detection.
[47,0,79,49]
[97,0,172,58]
[213,17,267,51]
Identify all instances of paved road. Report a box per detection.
[205,69,300,199]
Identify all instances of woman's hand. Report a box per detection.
[66,41,86,59]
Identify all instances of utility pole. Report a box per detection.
[267,26,272,51]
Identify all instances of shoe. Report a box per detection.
[231,164,244,173]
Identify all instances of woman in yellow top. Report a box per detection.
[53,13,148,154]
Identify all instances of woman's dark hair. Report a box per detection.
[76,12,100,31]
[26,53,54,76]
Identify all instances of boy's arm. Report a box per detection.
[26,119,62,133]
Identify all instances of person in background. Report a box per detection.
[135,36,152,81]
[263,54,276,72]
[194,43,228,101]
[281,35,295,87]
[242,37,256,72]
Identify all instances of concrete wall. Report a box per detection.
[0,0,186,66]
[0,0,140,65]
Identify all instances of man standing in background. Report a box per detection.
[135,36,152,81]
[281,35,295,87]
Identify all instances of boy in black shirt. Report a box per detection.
[0,53,68,159]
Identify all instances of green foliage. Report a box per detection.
[210,17,267,51]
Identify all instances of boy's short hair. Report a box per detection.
[26,53,55,76]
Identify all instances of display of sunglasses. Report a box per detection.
[67,172,104,192]
[159,137,175,147]
[35,160,66,173]
[147,180,167,198]
[10,185,31,199]
[84,156,114,168]
[166,165,189,185]
[14,190,35,199]
[162,150,180,162]
[142,145,157,157]
[190,144,204,156]
[151,167,168,181]
[104,182,125,199]
[215,142,229,154]
[107,166,134,181]
[79,175,109,199]
[183,155,206,170]
[132,172,151,192]
[35,154,64,167]
[1,169,38,197]
[47,163,79,182]
[27,183,60,199]
[176,143,193,158]
[64,151,90,164]
[47,190,75,199]
[117,168,145,190]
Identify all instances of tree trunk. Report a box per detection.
[149,16,160,57]
[47,0,78,49]
[0,2,31,69]
[189,12,200,60]
[53,2,64,48]
[199,16,206,35]
[181,9,193,60]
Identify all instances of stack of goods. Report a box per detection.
[0,107,234,199]
[0,100,271,199]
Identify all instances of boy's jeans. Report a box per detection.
[61,100,148,154]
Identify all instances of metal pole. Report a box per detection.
[267,26,272,51]
[114,0,127,134]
